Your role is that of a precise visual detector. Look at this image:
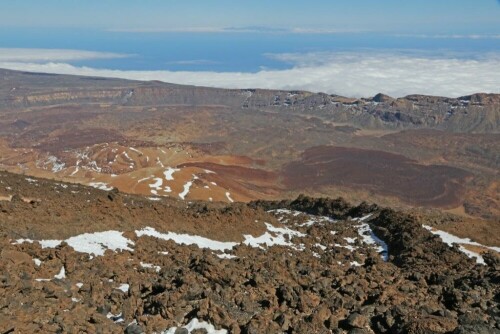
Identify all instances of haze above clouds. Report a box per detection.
[1,48,499,98]
[0,48,128,62]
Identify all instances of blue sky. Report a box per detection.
[1,0,499,34]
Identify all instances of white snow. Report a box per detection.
[70,166,79,176]
[116,283,129,293]
[423,225,500,265]
[149,177,163,194]
[269,209,335,227]
[179,181,193,200]
[15,238,62,248]
[335,243,356,251]
[107,312,124,323]
[76,283,83,288]
[136,227,238,251]
[353,214,373,222]
[216,253,238,259]
[162,318,227,334]
[243,223,305,249]
[122,151,134,162]
[315,243,327,251]
[65,231,134,256]
[225,192,234,203]
[89,182,113,191]
[140,262,161,272]
[357,222,389,261]
[54,266,66,279]
[164,167,180,180]
[129,147,143,155]
[40,239,62,248]
[270,209,302,216]
[46,155,66,173]
[344,237,357,244]
[138,176,153,183]
[16,231,134,257]
[33,258,42,266]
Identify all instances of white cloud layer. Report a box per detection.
[0,49,499,98]
[393,34,500,40]
[0,48,128,62]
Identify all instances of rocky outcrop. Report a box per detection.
[1,175,498,333]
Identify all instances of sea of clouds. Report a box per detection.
[0,48,498,98]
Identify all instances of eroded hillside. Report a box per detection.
[0,69,498,221]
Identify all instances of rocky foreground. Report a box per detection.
[0,172,499,333]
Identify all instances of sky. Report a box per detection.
[0,1,499,97]
[0,0,500,34]
[1,0,499,34]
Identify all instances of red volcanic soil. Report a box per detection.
[179,161,280,199]
[283,146,472,208]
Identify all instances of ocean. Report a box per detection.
[1,27,498,72]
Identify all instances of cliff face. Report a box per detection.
[0,68,498,133]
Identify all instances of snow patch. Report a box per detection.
[16,231,134,257]
[65,231,134,256]
[217,253,238,259]
[164,167,180,180]
[140,262,161,272]
[107,312,124,323]
[344,237,357,244]
[89,182,113,191]
[423,225,500,265]
[116,283,130,293]
[54,266,66,279]
[149,177,163,194]
[46,155,66,173]
[129,147,143,155]
[138,176,153,183]
[243,223,305,249]
[136,227,238,251]
[162,318,227,334]
[179,181,193,200]
[357,222,389,261]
